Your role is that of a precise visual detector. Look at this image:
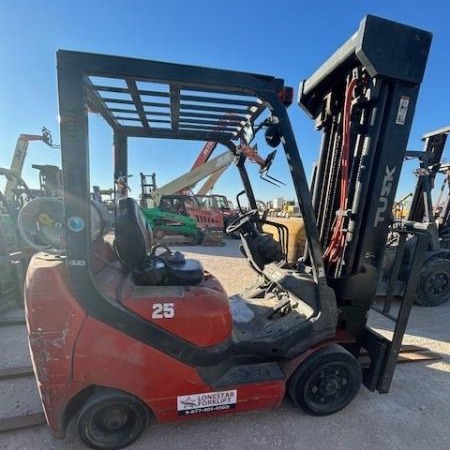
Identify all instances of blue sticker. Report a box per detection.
[67,216,85,232]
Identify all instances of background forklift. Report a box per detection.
[378,126,450,306]
[0,169,33,308]
[435,163,450,241]
[408,126,450,248]
[0,128,58,309]
[408,125,450,228]
[21,15,431,450]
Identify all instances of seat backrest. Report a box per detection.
[115,198,153,272]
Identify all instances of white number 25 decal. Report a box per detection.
[152,303,175,319]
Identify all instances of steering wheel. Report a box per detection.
[225,209,259,234]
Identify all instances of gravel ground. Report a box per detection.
[0,238,449,450]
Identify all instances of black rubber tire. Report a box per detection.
[414,257,450,307]
[77,389,149,450]
[288,344,362,416]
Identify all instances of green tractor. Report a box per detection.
[141,207,203,244]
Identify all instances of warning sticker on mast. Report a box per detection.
[177,389,237,416]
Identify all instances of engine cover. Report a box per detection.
[121,272,232,347]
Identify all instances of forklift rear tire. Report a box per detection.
[414,257,450,307]
[288,344,362,416]
[77,388,149,450]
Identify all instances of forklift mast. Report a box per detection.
[300,16,432,393]
[408,125,450,222]
[140,172,156,208]
[299,15,431,336]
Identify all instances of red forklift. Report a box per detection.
[21,15,431,450]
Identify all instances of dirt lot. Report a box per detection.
[0,239,449,450]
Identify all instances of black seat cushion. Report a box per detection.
[115,199,204,286]
[115,198,152,272]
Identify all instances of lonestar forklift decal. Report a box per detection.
[177,390,237,415]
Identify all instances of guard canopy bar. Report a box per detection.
[80,52,283,143]
[57,50,326,365]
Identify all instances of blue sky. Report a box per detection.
[1,0,449,204]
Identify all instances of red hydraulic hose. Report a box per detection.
[324,77,359,267]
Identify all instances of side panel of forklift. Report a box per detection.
[22,14,431,450]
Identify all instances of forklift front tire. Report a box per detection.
[77,388,149,450]
[288,344,362,416]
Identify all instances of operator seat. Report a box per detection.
[114,198,204,285]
